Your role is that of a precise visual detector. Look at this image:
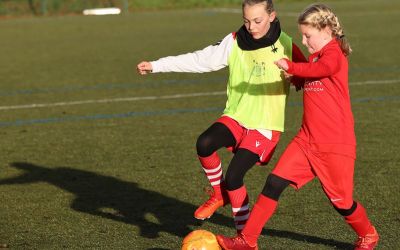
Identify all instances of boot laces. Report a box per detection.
[232,235,247,245]
[355,235,374,248]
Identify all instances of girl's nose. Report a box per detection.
[302,36,307,46]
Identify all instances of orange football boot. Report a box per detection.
[194,188,229,220]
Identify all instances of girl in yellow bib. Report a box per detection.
[137,0,306,231]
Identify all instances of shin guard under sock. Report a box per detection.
[199,152,224,198]
[228,186,249,232]
[242,194,278,246]
[344,202,373,237]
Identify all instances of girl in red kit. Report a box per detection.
[217,4,379,250]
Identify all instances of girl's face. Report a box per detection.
[299,24,333,54]
[243,3,276,39]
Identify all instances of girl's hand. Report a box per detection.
[283,72,293,81]
[137,61,153,75]
[274,59,289,71]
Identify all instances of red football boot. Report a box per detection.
[216,234,258,250]
[354,226,379,250]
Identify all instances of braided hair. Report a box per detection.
[298,4,352,56]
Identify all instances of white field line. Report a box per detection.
[0,79,398,111]
[0,91,225,111]
[350,79,400,85]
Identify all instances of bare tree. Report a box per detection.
[28,0,37,15]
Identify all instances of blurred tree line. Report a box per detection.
[0,0,242,16]
[0,0,128,15]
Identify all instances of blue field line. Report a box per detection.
[0,107,222,127]
[354,96,400,102]
[0,66,398,97]
[0,95,398,128]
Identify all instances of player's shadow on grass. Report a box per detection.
[2,162,233,239]
[262,229,353,249]
[1,162,353,249]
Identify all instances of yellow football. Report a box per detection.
[181,229,221,250]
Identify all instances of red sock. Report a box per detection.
[242,194,278,246]
[198,152,224,199]
[227,186,249,232]
[344,202,373,237]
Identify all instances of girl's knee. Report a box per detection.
[196,133,214,157]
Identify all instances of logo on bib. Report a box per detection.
[252,60,265,77]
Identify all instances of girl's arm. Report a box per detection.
[138,33,234,75]
[276,46,341,78]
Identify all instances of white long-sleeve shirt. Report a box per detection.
[151,33,235,73]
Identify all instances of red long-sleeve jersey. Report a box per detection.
[285,39,356,158]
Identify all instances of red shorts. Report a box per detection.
[216,116,281,165]
[272,138,355,209]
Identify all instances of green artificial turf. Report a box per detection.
[0,0,399,249]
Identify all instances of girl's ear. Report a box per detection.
[322,26,333,40]
[269,11,276,22]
